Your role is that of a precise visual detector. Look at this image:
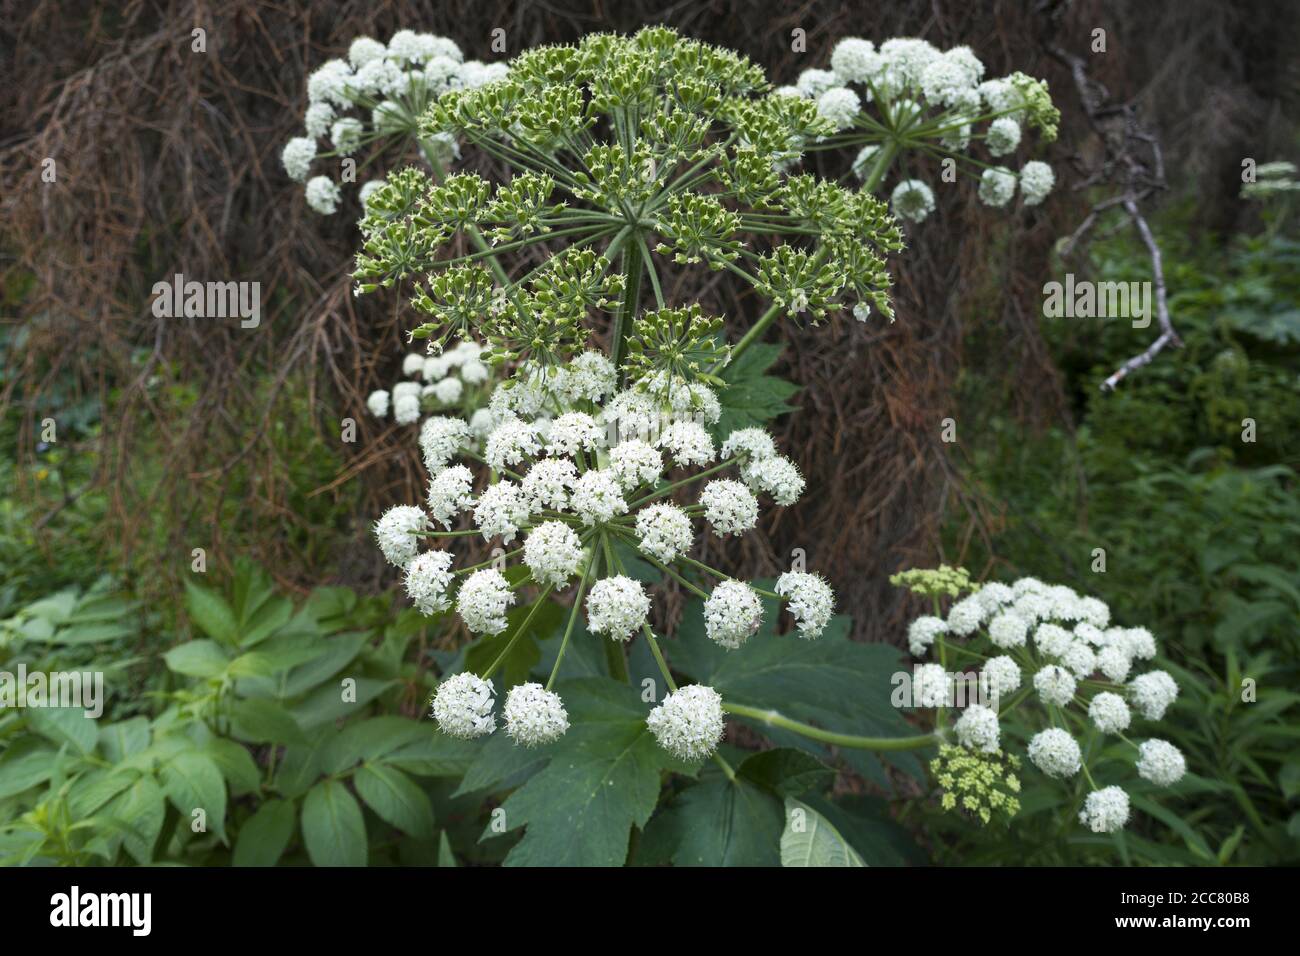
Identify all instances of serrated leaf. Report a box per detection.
[713,340,799,438]
[301,779,367,867]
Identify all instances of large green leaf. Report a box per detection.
[642,766,784,866]
[105,775,166,864]
[233,798,296,867]
[26,706,98,755]
[301,779,367,867]
[488,677,681,867]
[0,745,56,799]
[161,751,228,842]
[354,764,436,839]
[184,580,239,646]
[230,698,307,746]
[463,599,565,690]
[320,716,431,775]
[163,639,230,679]
[780,797,866,867]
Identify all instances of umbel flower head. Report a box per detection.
[366,340,497,429]
[898,570,1186,834]
[374,351,838,759]
[286,30,509,215]
[786,36,1060,221]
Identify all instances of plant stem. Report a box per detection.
[714,302,782,373]
[599,533,630,682]
[481,584,554,681]
[612,235,643,382]
[547,549,598,691]
[723,702,937,751]
[862,139,899,194]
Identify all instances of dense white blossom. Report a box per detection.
[830,37,877,83]
[1061,641,1098,679]
[890,178,936,223]
[1096,645,1132,683]
[913,662,953,708]
[1129,670,1178,720]
[775,571,835,638]
[473,480,534,544]
[1028,727,1082,778]
[988,610,1030,649]
[569,469,628,525]
[721,428,777,463]
[646,684,725,761]
[982,655,1022,698]
[420,416,471,471]
[1034,622,1073,659]
[1019,160,1056,205]
[607,439,663,491]
[586,575,650,642]
[742,455,805,505]
[703,580,764,650]
[700,479,758,536]
[955,704,1000,753]
[985,117,1021,156]
[1034,664,1076,707]
[1089,691,1131,734]
[305,176,341,214]
[456,568,515,635]
[1136,739,1186,786]
[374,505,429,567]
[546,412,604,456]
[908,615,947,657]
[1079,786,1130,833]
[504,682,569,746]
[521,457,577,511]
[431,672,496,738]
[404,549,455,615]
[946,594,987,637]
[978,166,1017,207]
[485,418,542,471]
[426,464,475,528]
[523,521,585,588]
[281,137,316,181]
[657,421,715,467]
[635,503,693,564]
[366,390,389,418]
[817,86,861,130]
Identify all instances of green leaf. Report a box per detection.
[227,633,327,678]
[99,718,151,763]
[161,751,228,842]
[105,775,165,864]
[288,677,394,730]
[231,698,307,746]
[67,768,138,818]
[714,340,799,437]
[382,733,481,778]
[644,768,784,866]
[463,599,565,689]
[301,779,367,867]
[0,745,56,799]
[204,738,262,796]
[184,580,239,646]
[26,707,98,755]
[321,717,431,775]
[737,748,834,797]
[437,830,458,867]
[233,799,297,867]
[490,677,680,867]
[780,797,866,867]
[354,764,436,839]
[163,639,230,679]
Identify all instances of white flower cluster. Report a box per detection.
[904,574,1185,833]
[366,341,494,427]
[787,37,1057,221]
[375,352,835,761]
[284,30,508,214]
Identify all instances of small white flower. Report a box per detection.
[1061,641,1098,679]
[1089,691,1131,734]
[912,663,953,708]
[330,117,364,156]
[700,479,758,536]
[282,137,316,181]
[560,351,618,405]
[816,86,861,131]
[907,615,947,657]
[1076,596,1111,628]
[1033,664,1076,707]
[393,392,421,425]
[635,503,693,564]
[978,167,1017,207]
[434,377,464,404]
[586,575,650,642]
[307,59,353,107]
[401,353,425,377]
[851,144,881,180]
[1028,728,1082,778]
[1136,739,1186,787]
[742,455,805,505]
[602,389,661,442]
[366,390,389,418]
[1013,592,1052,623]
[419,416,471,471]
[775,571,835,639]
[426,465,475,528]
[546,412,604,456]
[657,421,715,467]
[485,418,541,471]
[646,684,725,761]
[347,37,387,69]
[520,457,577,511]
[1128,670,1178,720]
[1034,622,1073,659]
[430,672,495,739]
[304,102,335,139]
[946,593,987,637]
[703,580,764,650]
[1019,160,1056,206]
[988,610,1029,649]
[523,521,585,588]
[504,682,569,746]
[976,582,1015,611]
[404,550,455,615]
[721,427,777,463]
[353,57,406,97]
[456,568,515,635]
[1121,627,1158,661]
[469,408,495,441]
[955,704,1000,753]
[374,505,429,568]
[461,359,489,384]
[473,480,535,544]
[795,68,838,98]
[570,469,628,525]
[982,655,1022,698]
[890,179,936,223]
[1096,645,1132,683]
[607,439,663,491]
[1079,786,1130,833]
[305,175,341,215]
[830,37,877,83]
[985,117,1022,156]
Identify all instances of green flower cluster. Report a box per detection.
[931,744,1022,825]
[889,564,973,598]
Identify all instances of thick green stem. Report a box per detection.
[723,702,938,751]
[612,235,643,382]
[862,139,899,195]
[547,548,599,691]
[481,585,554,681]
